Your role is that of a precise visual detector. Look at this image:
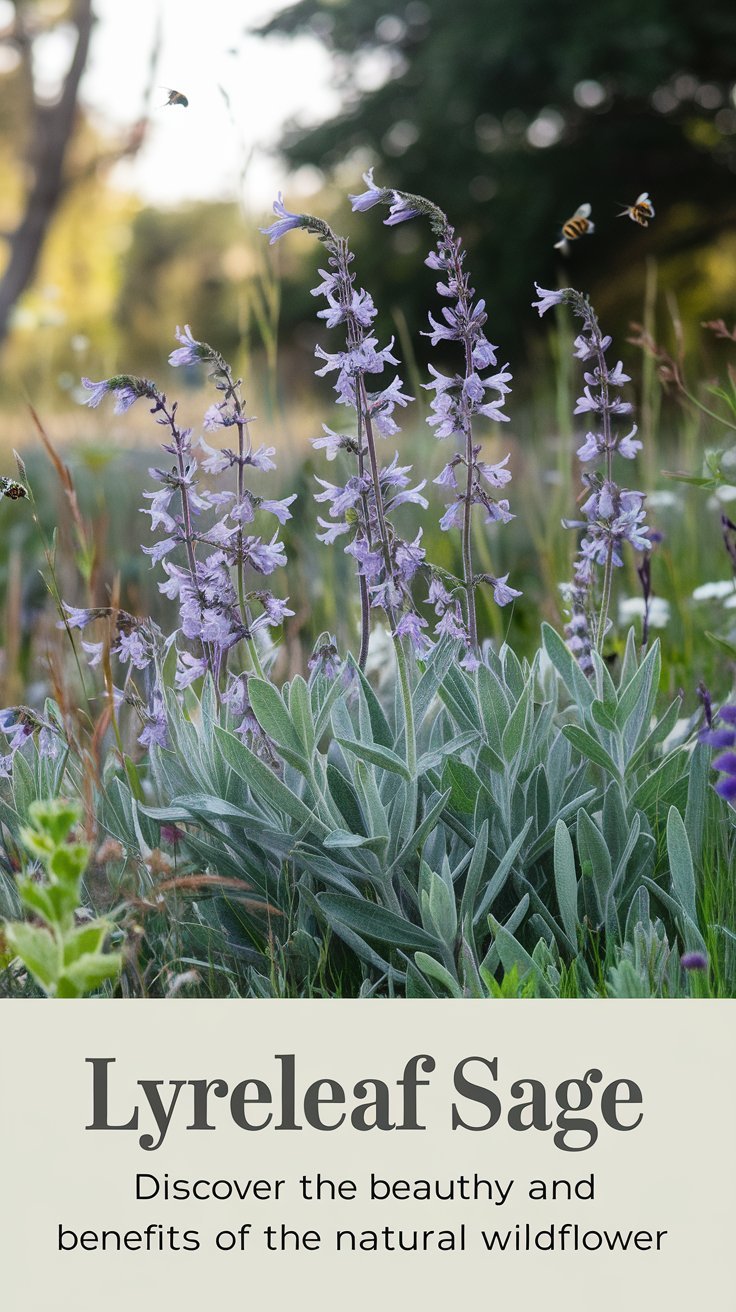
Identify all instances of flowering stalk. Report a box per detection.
[349,172,520,669]
[262,195,428,784]
[532,285,649,664]
[75,353,294,750]
[700,704,736,806]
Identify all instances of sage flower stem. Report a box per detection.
[359,376,417,778]
[461,339,479,652]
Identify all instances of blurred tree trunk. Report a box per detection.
[0,1,158,351]
[0,0,94,346]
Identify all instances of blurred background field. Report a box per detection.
[1,0,735,709]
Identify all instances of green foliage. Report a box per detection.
[62,624,731,999]
[2,799,122,998]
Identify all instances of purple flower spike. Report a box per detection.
[385,193,421,226]
[680,952,708,972]
[348,168,392,213]
[532,284,566,317]
[701,703,736,807]
[537,284,650,668]
[261,193,308,244]
[350,185,521,659]
[169,324,208,368]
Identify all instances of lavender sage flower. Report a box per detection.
[262,194,428,668]
[533,284,649,664]
[350,175,520,668]
[700,703,736,805]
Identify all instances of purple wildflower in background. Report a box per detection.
[262,194,429,668]
[261,193,310,244]
[82,375,158,414]
[69,330,294,741]
[0,707,60,777]
[533,283,650,666]
[700,704,736,805]
[308,636,343,681]
[351,177,520,664]
[680,951,709,971]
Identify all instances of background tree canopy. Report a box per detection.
[260,0,736,351]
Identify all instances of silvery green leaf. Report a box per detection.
[336,737,411,781]
[524,788,596,863]
[417,730,477,774]
[420,862,457,945]
[249,678,308,763]
[626,696,684,775]
[438,665,480,733]
[630,750,688,816]
[346,656,394,748]
[301,887,401,981]
[317,894,442,953]
[488,921,555,997]
[618,626,639,688]
[666,806,697,924]
[460,818,488,928]
[405,961,440,998]
[326,763,364,835]
[616,641,660,747]
[387,788,451,877]
[577,808,613,927]
[214,726,328,834]
[684,743,710,868]
[473,817,533,924]
[643,878,706,954]
[323,828,387,852]
[288,675,315,758]
[563,725,621,779]
[413,952,462,997]
[554,819,578,946]
[476,663,512,744]
[501,679,533,764]
[541,622,594,710]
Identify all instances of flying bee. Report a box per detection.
[162,87,189,108]
[0,476,27,500]
[618,192,655,227]
[554,203,594,255]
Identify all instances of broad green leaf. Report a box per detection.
[541,622,593,710]
[346,657,394,748]
[474,818,533,923]
[323,829,387,852]
[317,894,442,952]
[288,675,315,757]
[666,806,697,924]
[562,725,621,779]
[442,758,484,813]
[336,738,411,781]
[4,922,59,990]
[249,678,309,763]
[414,952,462,997]
[488,921,554,997]
[214,727,328,834]
[554,819,578,945]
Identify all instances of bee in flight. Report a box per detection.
[162,88,189,108]
[0,476,27,500]
[554,203,594,255]
[618,192,655,227]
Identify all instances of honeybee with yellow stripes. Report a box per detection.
[162,88,189,108]
[618,192,655,227]
[554,204,594,255]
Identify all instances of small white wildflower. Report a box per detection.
[692,580,735,601]
[618,596,671,628]
[646,490,682,511]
